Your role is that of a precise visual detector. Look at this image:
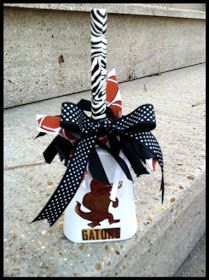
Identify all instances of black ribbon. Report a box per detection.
[32,101,164,226]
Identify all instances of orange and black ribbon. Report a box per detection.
[32,101,164,226]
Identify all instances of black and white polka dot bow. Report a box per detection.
[32,101,164,226]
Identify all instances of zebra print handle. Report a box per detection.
[91,9,107,120]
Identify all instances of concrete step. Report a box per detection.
[4,4,205,108]
[174,232,206,277]
[4,64,205,276]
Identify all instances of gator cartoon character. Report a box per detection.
[75,179,120,228]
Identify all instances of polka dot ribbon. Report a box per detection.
[32,101,164,226]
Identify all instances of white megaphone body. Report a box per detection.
[63,147,137,243]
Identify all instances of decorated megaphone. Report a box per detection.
[32,9,164,243]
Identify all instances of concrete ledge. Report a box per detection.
[4,4,206,19]
[108,172,205,276]
[174,232,205,277]
[4,5,205,108]
[4,64,205,276]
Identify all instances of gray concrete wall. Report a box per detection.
[147,4,206,12]
[4,4,206,18]
[4,6,205,108]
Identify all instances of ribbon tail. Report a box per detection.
[129,132,164,201]
[89,147,110,185]
[43,135,74,164]
[106,135,133,181]
[120,135,149,176]
[34,132,46,139]
[98,142,133,182]
[160,170,164,204]
[32,135,97,226]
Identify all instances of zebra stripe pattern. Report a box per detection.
[91,9,107,120]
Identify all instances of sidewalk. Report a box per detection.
[4,63,205,277]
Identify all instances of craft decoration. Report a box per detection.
[32,9,164,242]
